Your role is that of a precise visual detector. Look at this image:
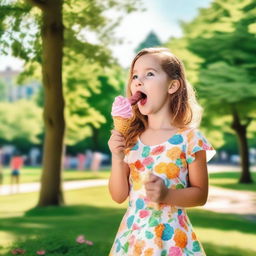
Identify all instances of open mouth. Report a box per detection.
[140,92,147,105]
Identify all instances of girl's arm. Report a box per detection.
[108,129,130,204]
[108,157,130,204]
[145,150,208,207]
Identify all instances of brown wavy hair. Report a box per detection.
[124,47,202,152]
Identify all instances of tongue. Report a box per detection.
[128,91,144,105]
[140,97,147,105]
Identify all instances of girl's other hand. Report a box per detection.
[108,130,125,161]
[145,174,169,203]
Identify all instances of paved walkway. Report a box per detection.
[203,186,256,216]
[0,177,255,217]
[0,179,108,195]
[208,164,256,173]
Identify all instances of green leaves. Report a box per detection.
[165,0,256,150]
[0,100,42,143]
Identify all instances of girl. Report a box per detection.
[108,47,216,256]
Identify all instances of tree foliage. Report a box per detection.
[135,31,162,52]
[0,100,42,144]
[0,0,143,206]
[166,0,256,182]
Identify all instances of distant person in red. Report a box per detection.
[10,151,24,193]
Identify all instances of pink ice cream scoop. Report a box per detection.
[111,91,143,135]
[111,91,143,118]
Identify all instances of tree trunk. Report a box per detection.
[231,108,253,184]
[38,0,65,206]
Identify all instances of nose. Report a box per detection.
[135,77,143,87]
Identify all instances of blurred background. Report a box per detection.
[0,0,255,255]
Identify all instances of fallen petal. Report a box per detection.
[76,235,86,244]
[85,240,94,246]
[11,248,26,255]
[36,250,46,255]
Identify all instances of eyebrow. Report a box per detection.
[132,67,158,73]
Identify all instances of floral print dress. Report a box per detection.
[109,127,216,256]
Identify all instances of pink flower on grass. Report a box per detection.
[36,250,46,255]
[76,235,93,246]
[76,235,86,244]
[84,240,93,246]
[11,248,26,255]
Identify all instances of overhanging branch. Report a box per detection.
[245,117,253,127]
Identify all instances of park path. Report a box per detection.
[0,179,108,195]
[1,180,255,217]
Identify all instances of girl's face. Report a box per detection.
[130,54,172,116]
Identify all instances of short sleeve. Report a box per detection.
[123,148,130,164]
[124,153,129,164]
[186,128,216,164]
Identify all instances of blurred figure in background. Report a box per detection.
[29,147,40,166]
[77,153,86,170]
[10,151,24,193]
[84,149,93,170]
[90,151,103,172]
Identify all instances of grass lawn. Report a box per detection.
[209,171,256,192]
[2,167,256,193]
[0,186,255,256]
[1,167,110,185]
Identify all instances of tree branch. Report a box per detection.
[245,117,253,127]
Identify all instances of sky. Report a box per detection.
[0,0,212,71]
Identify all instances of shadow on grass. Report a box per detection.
[1,205,124,255]
[187,209,256,235]
[1,205,255,238]
[1,205,255,255]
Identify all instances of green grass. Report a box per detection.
[0,186,255,256]
[209,171,256,192]
[1,167,110,184]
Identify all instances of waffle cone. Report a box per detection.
[113,116,132,136]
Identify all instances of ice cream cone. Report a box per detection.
[113,116,132,136]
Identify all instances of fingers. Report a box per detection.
[145,175,160,190]
[111,129,123,136]
[144,182,155,191]
[145,173,159,184]
[108,130,125,158]
[110,130,125,141]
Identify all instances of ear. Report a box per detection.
[168,80,180,94]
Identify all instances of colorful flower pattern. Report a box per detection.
[109,127,215,256]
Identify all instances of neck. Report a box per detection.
[145,99,177,130]
[147,114,175,131]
